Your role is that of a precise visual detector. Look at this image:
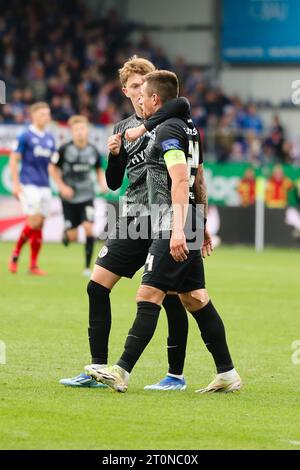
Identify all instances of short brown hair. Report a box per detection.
[119,55,155,87]
[68,115,89,127]
[30,102,50,114]
[144,70,179,104]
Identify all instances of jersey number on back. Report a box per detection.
[188,141,199,188]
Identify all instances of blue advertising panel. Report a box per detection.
[222,0,300,62]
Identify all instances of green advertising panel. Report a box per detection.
[1,155,300,206]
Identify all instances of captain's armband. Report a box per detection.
[163,149,186,169]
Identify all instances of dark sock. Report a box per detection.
[191,301,234,373]
[117,301,161,373]
[162,295,188,376]
[87,280,111,364]
[85,236,94,269]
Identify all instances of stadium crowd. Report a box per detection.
[0,0,298,165]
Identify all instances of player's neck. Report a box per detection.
[30,124,46,136]
[132,104,143,119]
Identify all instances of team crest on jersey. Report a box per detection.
[147,130,156,140]
[98,246,108,258]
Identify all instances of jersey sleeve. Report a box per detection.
[156,122,187,169]
[12,132,27,155]
[144,97,191,132]
[105,124,128,190]
[156,122,186,155]
[95,151,103,169]
[51,145,65,168]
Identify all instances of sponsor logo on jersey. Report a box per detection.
[73,163,90,172]
[33,145,52,158]
[127,151,146,168]
[161,138,181,151]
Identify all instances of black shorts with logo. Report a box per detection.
[141,237,205,293]
[95,216,152,278]
[62,199,95,230]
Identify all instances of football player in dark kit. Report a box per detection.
[60,56,192,390]
[87,71,242,394]
[49,115,107,277]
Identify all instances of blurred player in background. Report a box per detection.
[49,115,108,277]
[9,102,56,275]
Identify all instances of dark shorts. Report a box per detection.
[62,199,95,230]
[95,216,152,278]
[141,237,205,293]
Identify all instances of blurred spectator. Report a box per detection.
[259,140,277,166]
[215,115,235,162]
[245,130,261,164]
[265,165,293,208]
[237,168,256,206]
[241,104,263,135]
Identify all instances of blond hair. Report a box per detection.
[68,115,89,127]
[30,102,50,114]
[119,55,155,87]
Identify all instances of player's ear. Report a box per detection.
[122,87,129,98]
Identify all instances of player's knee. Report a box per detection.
[180,289,209,312]
[67,229,77,242]
[28,215,44,230]
[136,285,164,305]
[91,265,120,290]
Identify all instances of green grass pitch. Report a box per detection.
[0,241,300,450]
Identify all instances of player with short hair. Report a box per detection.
[49,115,107,277]
[87,70,242,394]
[60,56,191,390]
[9,102,56,275]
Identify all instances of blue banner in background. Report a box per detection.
[222,0,300,62]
